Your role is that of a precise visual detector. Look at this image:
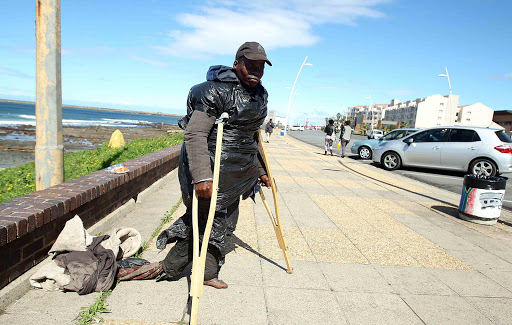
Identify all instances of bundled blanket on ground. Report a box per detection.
[29,215,142,294]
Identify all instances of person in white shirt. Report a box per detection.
[340,120,352,158]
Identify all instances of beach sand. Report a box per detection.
[0,124,182,169]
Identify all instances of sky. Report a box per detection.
[1,0,511,126]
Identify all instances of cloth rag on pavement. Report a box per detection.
[29,215,142,294]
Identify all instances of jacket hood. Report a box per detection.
[206,65,239,83]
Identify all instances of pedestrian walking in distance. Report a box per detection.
[265,118,274,142]
[324,119,337,155]
[340,120,352,158]
[156,41,272,289]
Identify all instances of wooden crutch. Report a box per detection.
[257,131,293,274]
[190,112,229,325]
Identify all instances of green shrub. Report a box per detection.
[0,133,183,204]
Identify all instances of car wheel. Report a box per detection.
[358,146,372,159]
[469,158,497,176]
[381,152,401,171]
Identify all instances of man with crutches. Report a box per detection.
[156,42,272,289]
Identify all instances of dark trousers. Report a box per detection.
[162,198,240,280]
[162,236,220,281]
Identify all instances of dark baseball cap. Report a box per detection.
[235,42,272,66]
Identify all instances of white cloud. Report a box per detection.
[0,67,33,79]
[0,88,32,97]
[156,0,390,58]
[490,73,512,81]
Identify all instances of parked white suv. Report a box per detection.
[367,129,384,139]
[372,126,512,176]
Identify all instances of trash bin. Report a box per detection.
[280,130,285,136]
[458,174,507,225]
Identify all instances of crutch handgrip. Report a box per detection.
[216,112,229,124]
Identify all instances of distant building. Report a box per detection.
[267,110,286,128]
[383,94,458,128]
[349,94,498,132]
[493,110,512,134]
[348,104,387,128]
[455,103,495,127]
[383,94,497,129]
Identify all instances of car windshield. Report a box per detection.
[495,130,512,143]
[381,130,405,141]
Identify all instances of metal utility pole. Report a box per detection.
[438,67,453,125]
[284,56,312,136]
[35,0,64,190]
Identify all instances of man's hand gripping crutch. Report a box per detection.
[189,112,229,325]
[257,130,293,274]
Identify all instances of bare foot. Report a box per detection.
[204,278,228,289]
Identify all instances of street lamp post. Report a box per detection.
[438,67,453,125]
[283,56,312,135]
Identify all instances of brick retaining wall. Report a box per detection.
[0,144,181,290]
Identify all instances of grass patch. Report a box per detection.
[133,198,182,258]
[0,133,183,204]
[74,290,111,325]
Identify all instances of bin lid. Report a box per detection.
[463,174,507,190]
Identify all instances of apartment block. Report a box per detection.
[348,104,387,127]
[349,94,497,131]
[383,94,460,128]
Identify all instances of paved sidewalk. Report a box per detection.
[2,134,512,324]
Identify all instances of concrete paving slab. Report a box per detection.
[219,255,263,287]
[253,207,297,228]
[285,203,336,229]
[416,229,482,251]
[480,270,512,292]
[265,287,348,325]
[345,187,384,198]
[334,292,424,325]
[1,289,100,325]
[448,249,512,271]
[405,246,471,269]
[196,285,268,325]
[302,184,336,196]
[104,280,189,324]
[464,297,512,325]
[401,294,493,325]
[256,224,314,261]
[261,259,329,290]
[300,227,368,264]
[431,269,512,297]
[319,263,392,293]
[375,265,456,295]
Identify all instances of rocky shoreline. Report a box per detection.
[0,124,182,169]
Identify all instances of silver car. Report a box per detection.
[372,126,512,176]
[351,128,419,159]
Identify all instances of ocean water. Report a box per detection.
[0,101,182,127]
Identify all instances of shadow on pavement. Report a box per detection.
[431,205,459,217]
[225,233,287,272]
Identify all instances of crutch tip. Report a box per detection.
[286,269,293,274]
